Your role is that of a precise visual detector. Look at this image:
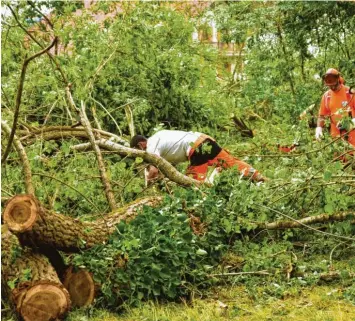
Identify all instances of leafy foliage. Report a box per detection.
[1,0,355,316]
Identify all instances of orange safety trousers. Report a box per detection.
[186,148,260,181]
[343,130,355,148]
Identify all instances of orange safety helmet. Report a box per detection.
[322,68,340,86]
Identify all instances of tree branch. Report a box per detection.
[1,121,34,195]
[27,0,54,29]
[18,125,128,146]
[257,212,355,230]
[79,101,117,210]
[8,5,68,84]
[71,139,204,187]
[1,36,57,165]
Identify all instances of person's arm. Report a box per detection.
[144,165,160,187]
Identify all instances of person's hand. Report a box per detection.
[315,126,323,141]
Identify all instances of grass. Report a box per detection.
[67,284,355,321]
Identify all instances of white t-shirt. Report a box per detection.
[146,130,202,164]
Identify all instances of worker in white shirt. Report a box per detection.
[130,130,265,183]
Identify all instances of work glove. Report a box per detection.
[315,126,323,141]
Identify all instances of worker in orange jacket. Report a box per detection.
[130,130,265,183]
[315,68,355,147]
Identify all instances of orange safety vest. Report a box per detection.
[323,88,352,125]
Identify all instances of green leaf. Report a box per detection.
[8,278,18,290]
[196,249,208,256]
[324,204,334,214]
[323,171,332,181]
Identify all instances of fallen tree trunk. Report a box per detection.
[3,194,162,252]
[71,138,203,187]
[1,227,71,321]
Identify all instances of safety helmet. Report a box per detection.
[322,68,340,86]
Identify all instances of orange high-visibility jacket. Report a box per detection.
[319,85,355,145]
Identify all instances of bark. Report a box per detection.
[1,121,34,195]
[257,212,355,230]
[1,228,70,321]
[3,194,162,252]
[71,138,204,187]
[18,126,128,146]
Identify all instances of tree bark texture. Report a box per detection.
[1,228,71,321]
[3,194,162,252]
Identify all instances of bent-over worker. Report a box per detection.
[130,130,265,183]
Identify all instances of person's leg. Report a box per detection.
[347,130,355,148]
[186,163,209,181]
[187,138,221,181]
[208,149,264,181]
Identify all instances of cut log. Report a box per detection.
[1,228,70,321]
[62,266,95,307]
[3,194,41,232]
[3,194,162,252]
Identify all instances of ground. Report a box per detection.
[67,285,355,321]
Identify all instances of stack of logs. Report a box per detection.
[2,194,161,321]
